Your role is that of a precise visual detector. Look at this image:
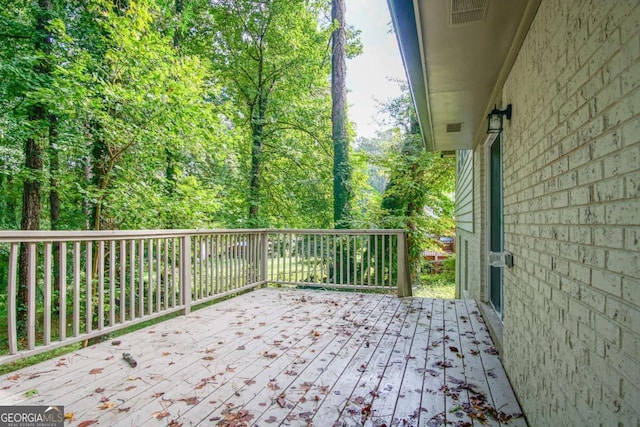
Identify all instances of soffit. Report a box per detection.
[389,0,540,151]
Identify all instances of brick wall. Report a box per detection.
[499,0,640,424]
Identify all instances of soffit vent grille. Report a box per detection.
[446,122,463,133]
[450,0,488,26]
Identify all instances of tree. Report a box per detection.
[359,86,455,284]
[12,0,56,329]
[202,0,334,228]
[331,0,351,228]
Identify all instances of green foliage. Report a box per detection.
[1,0,343,232]
[354,85,456,285]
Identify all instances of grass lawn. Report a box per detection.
[412,273,456,299]
[412,256,456,299]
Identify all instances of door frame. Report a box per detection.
[484,132,504,320]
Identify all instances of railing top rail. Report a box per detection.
[265,229,405,235]
[0,228,406,243]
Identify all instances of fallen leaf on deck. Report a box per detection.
[98,401,116,410]
[7,374,20,381]
[261,352,277,359]
[95,387,105,393]
[89,368,103,375]
[236,345,245,350]
[153,392,165,398]
[220,409,254,426]
[195,376,217,390]
[449,346,459,353]
[226,365,236,372]
[77,420,98,427]
[162,352,171,356]
[202,356,215,361]
[485,347,498,355]
[277,393,286,408]
[111,340,121,346]
[64,412,75,420]
[244,379,256,385]
[179,396,199,405]
[124,385,137,391]
[24,389,38,397]
[151,411,171,420]
[434,360,453,368]
[265,415,278,423]
[168,420,182,427]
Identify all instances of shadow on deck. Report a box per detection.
[0,288,526,426]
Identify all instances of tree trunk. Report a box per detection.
[49,114,62,308]
[249,94,266,225]
[18,0,52,330]
[331,0,350,228]
[90,124,109,231]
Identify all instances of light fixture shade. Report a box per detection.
[487,104,512,134]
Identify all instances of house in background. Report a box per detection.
[388,0,639,425]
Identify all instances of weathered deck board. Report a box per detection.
[0,288,526,426]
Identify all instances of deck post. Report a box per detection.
[180,235,192,314]
[396,231,411,297]
[260,231,268,285]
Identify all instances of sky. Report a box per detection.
[345,0,407,139]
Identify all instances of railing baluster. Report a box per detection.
[44,242,52,345]
[59,242,66,340]
[129,239,135,321]
[148,238,153,314]
[120,241,126,323]
[109,240,116,326]
[197,236,203,300]
[389,235,395,288]
[8,243,19,354]
[171,238,177,307]
[98,240,105,330]
[366,235,371,286]
[163,239,169,310]
[180,235,191,314]
[156,239,161,312]
[206,236,211,296]
[359,236,364,287]
[27,243,37,350]
[86,241,92,334]
[213,234,219,294]
[223,234,229,292]
[73,241,80,337]
[138,239,144,318]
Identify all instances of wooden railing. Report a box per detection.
[0,229,409,364]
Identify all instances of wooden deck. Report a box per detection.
[0,288,526,426]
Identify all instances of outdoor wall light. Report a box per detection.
[487,104,512,134]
